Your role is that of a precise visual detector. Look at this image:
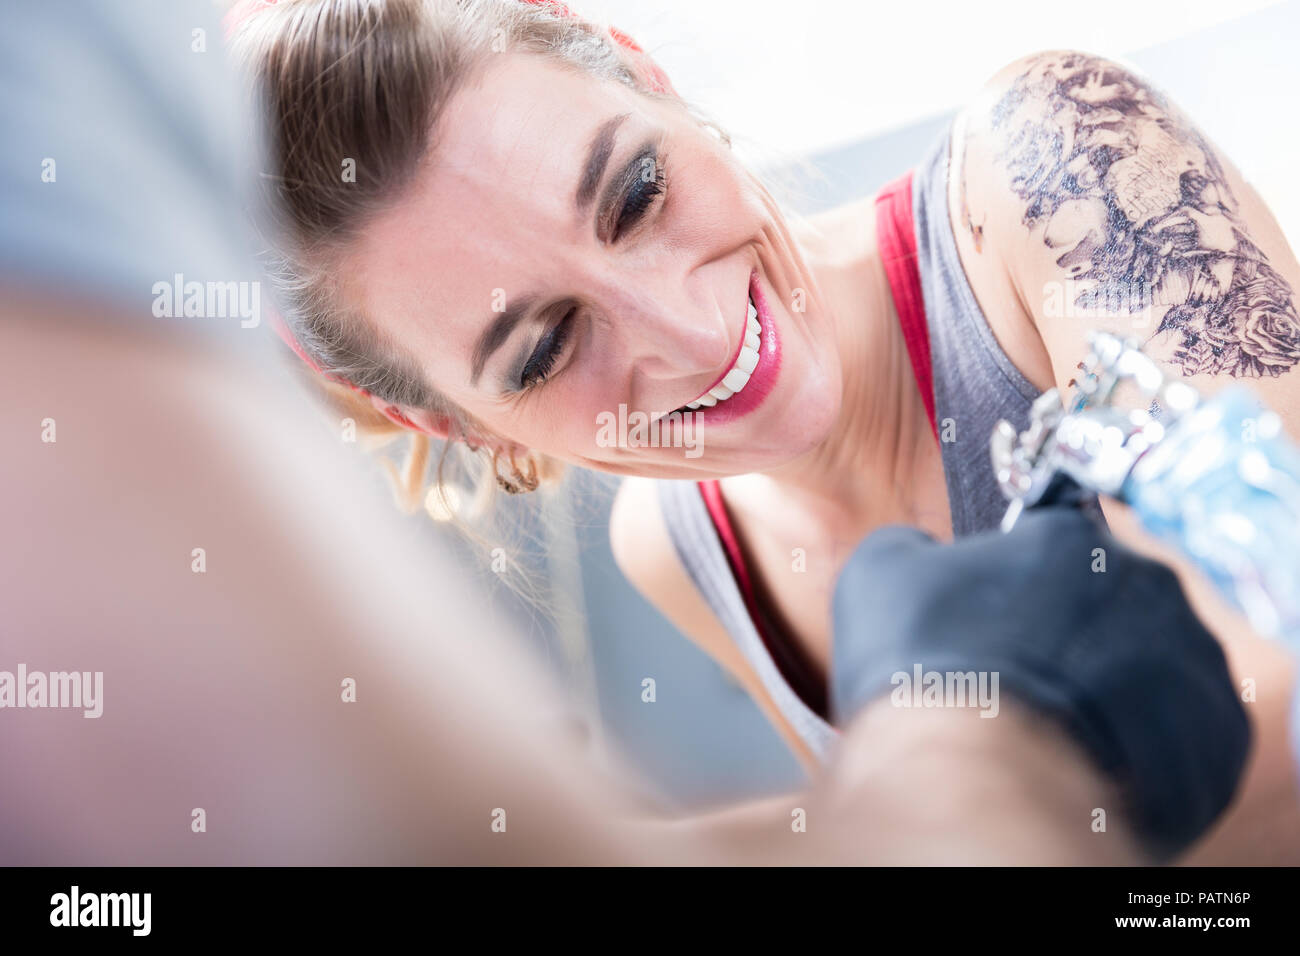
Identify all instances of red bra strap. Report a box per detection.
[696,479,829,720]
[875,170,938,443]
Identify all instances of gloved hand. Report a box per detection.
[830,497,1251,860]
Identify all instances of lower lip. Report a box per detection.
[690,270,781,426]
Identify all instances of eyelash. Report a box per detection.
[518,156,668,391]
[519,310,576,391]
[614,156,667,241]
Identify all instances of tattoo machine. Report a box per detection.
[992,331,1300,646]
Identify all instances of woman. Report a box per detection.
[231,0,1300,858]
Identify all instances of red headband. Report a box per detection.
[226,0,677,435]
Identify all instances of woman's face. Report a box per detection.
[345,52,842,479]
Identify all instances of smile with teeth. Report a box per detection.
[682,296,760,410]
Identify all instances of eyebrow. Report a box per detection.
[575,112,631,216]
[470,293,538,387]
[469,111,631,387]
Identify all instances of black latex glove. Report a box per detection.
[830,495,1251,860]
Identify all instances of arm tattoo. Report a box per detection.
[989,51,1300,378]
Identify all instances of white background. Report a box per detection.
[567,0,1300,243]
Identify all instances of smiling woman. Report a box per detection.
[229,0,808,512]
[327,36,841,479]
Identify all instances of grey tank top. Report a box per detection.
[655,118,1045,763]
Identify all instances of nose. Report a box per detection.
[595,263,736,383]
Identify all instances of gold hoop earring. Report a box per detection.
[492,448,539,495]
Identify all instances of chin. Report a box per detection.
[760,369,841,462]
[776,330,843,445]
[709,356,842,475]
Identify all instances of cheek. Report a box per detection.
[466,381,604,459]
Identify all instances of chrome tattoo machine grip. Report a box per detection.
[992,331,1300,645]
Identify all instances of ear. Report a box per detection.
[366,392,454,439]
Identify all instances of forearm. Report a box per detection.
[807,698,1142,864]
[645,695,1142,865]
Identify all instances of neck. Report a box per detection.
[762,197,944,533]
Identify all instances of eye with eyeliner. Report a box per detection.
[517,309,577,391]
[612,150,667,241]
[511,144,669,393]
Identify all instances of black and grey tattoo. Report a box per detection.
[989,51,1300,378]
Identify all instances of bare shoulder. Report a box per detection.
[608,476,683,605]
[609,476,735,655]
[608,476,820,768]
[609,475,741,645]
[609,479,752,669]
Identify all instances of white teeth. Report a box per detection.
[679,294,762,412]
[735,344,758,374]
[722,367,751,392]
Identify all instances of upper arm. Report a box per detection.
[609,476,697,621]
[958,49,1300,431]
